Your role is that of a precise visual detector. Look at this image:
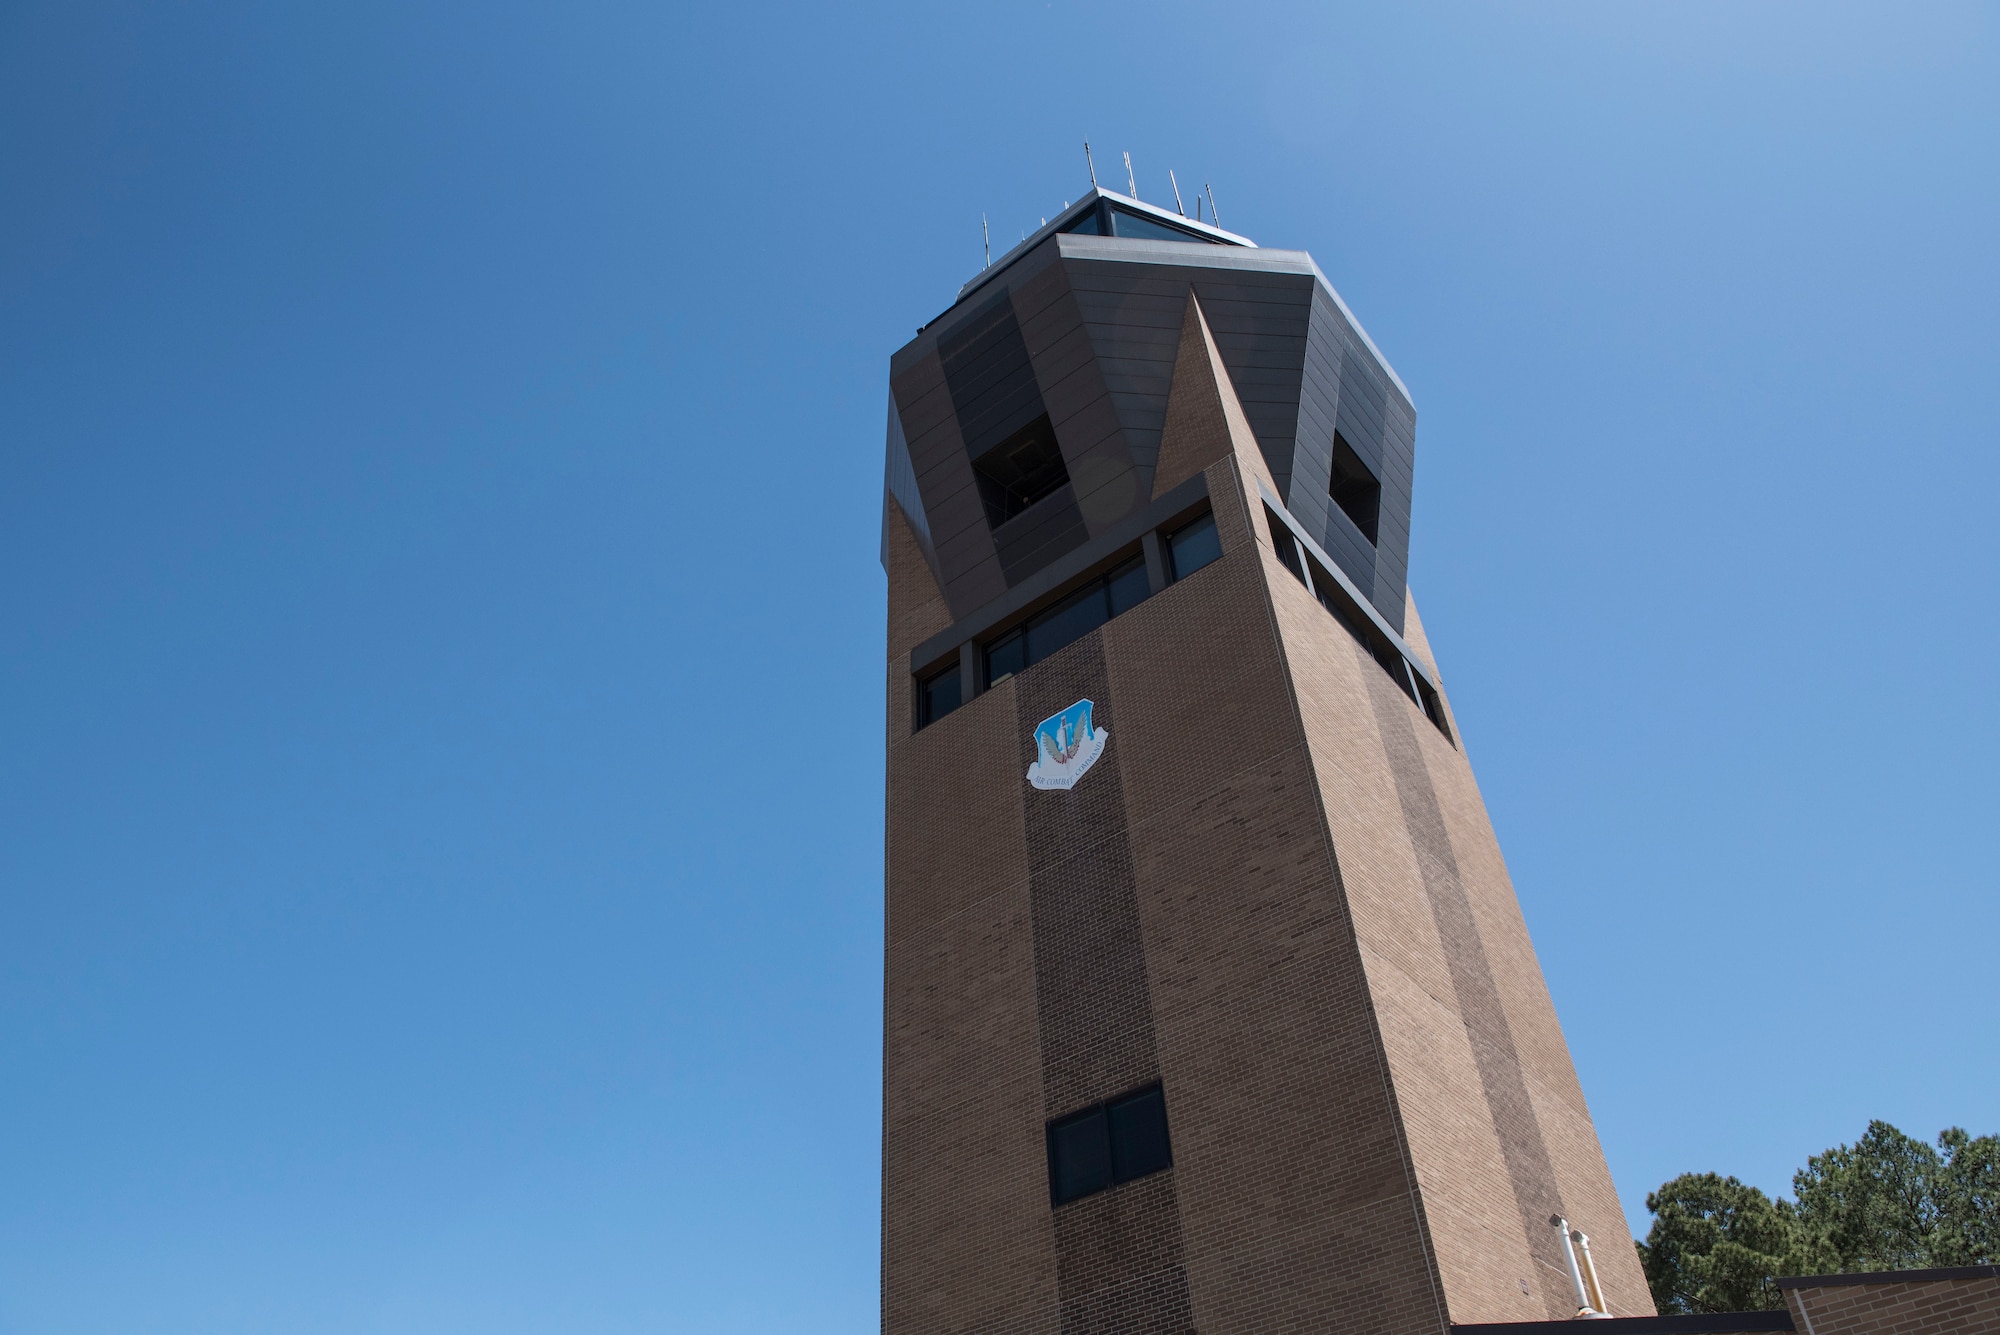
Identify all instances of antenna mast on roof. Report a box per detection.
[1204,181,1221,228]
[1169,170,1187,217]
[1123,151,1138,199]
[1084,142,1098,188]
[982,214,990,267]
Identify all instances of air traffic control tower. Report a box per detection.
[880,188,1652,1334]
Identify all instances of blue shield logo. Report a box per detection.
[1027,698,1108,791]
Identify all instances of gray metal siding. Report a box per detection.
[887,238,1417,627]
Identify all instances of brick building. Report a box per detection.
[878,188,1656,1333]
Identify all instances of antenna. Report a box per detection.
[1084,142,1097,188]
[982,214,990,267]
[1205,181,1221,228]
[1123,151,1138,199]
[1196,195,1205,223]
[1169,169,1186,217]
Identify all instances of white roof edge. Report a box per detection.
[939,190,1414,408]
[955,187,1256,303]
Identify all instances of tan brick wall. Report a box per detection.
[1396,594,1652,1318]
[884,673,1059,1335]
[1108,459,1445,1334]
[883,293,1652,1334]
[1786,1271,2000,1335]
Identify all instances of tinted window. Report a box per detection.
[919,664,961,727]
[1107,1085,1173,1183]
[1168,513,1221,579]
[1047,1084,1173,1207]
[986,631,1026,686]
[1269,522,1307,586]
[1059,205,1103,235]
[1109,208,1207,243]
[1265,501,1454,743]
[1106,557,1150,616]
[1414,674,1452,739]
[1047,1108,1112,1205]
[1026,582,1109,663]
[981,551,1160,689]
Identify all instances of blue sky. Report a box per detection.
[2,2,1994,1330]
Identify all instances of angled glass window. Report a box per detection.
[1058,204,1104,235]
[1109,208,1210,244]
[1167,512,1221,580]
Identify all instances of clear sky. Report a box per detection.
[2,2,1994,1331]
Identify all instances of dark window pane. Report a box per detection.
[1106,557,1150,616]
[1048,1108,1112,1205]
[1025,582,1109,666]
[1168,513,1221,579]
[971,415,1070,529]
[1323,587,1373,648]
[1108,1086,1173,1183]
[1109,208,1207,244]
[1059,205,1103,235]
[1414,674,1452,739]
[985,631,1026,686]
[919,664,961,727]
[1329,431,1382,544]
[1268,520,1308,587]
[1373,640,1417,702]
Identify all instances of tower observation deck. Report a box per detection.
[879,185,1650,1333]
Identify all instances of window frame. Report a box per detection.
[1166,510,1222,581]
[983,553,1149,689]
[1263,503,1453,743]
[915,660,962,729]
[1046,1082,1173,1207]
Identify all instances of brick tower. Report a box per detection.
[881,188,1652,1334]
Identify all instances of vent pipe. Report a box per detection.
[1550,1215,1611,1319]
[1574,1228,1611,1317]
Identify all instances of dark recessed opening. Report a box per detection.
[972,415,1070,529]
[1047,1083,1172,1206]
[1329,431,1381,545]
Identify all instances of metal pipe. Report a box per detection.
[1573,1229,1611,1317]
[1550,1215,1596,1318]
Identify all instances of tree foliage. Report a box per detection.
[1793,1121,2000,1271]
[1639,1121,1999,1316]
[1637,1172,1832,1312]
